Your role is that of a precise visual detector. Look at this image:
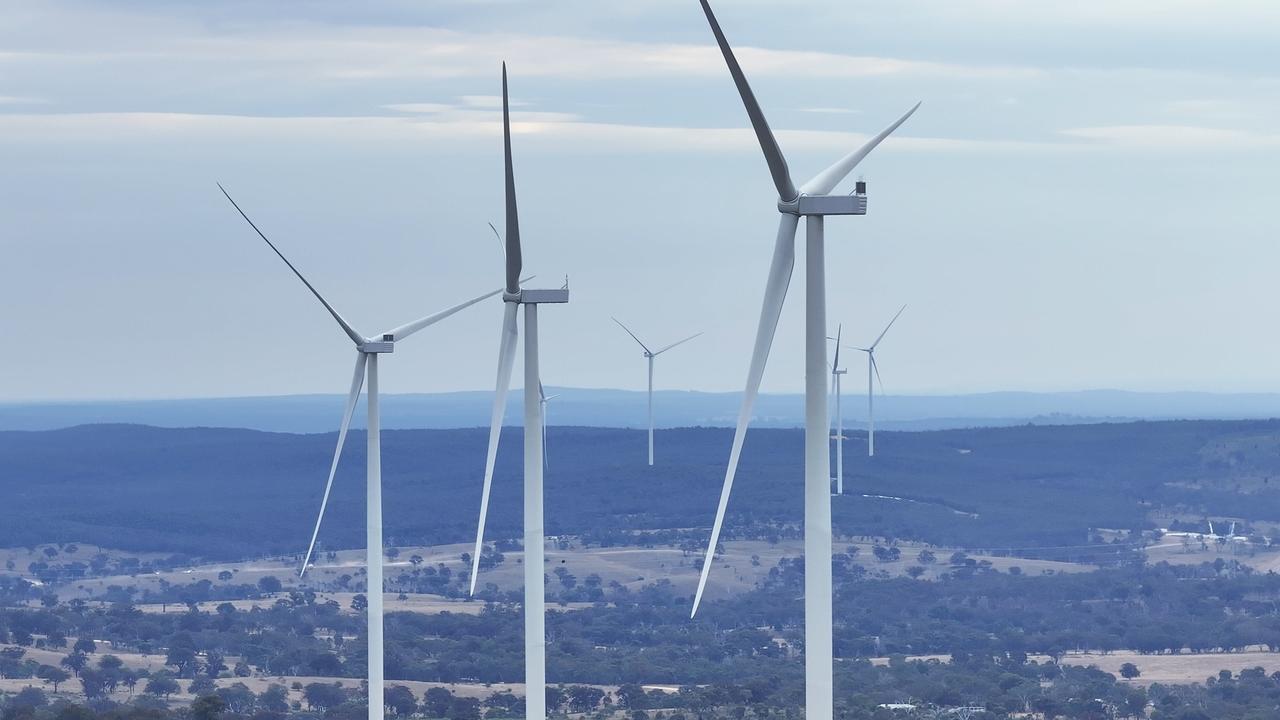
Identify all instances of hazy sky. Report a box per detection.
[3,0,1279,401]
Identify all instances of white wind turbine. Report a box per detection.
[491,225,560,471]
[849,305,906,458]
[689,2,919,718]
[539,382,559,469]
[468,64,569,720]
[218,184,506,720]
[612,318,702,466]
[828,325,847,495]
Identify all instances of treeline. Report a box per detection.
[7,420,1280,562]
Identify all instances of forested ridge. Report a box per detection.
[3,420,1280,561]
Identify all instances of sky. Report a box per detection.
[2,0,1279,401]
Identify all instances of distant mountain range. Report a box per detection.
[2,388,1280,433]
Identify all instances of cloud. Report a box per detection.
[0,110,1055,158]
[1,19,1040,84]
[797,107,863,115]
[1061,124,1280,149]
[1162,99,1263,123]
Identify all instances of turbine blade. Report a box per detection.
[653,331,704,356]
[502,64,523,295]
[691,214,798,617]
[542,399,549,471]
[300,352,368,577]
[218,184,364,346]
[381,286,506,342]
[469,302,520,596]
[698,0,797,202]
[870,304,907,350]
[488,222,504,253]
[832,324,843,370]
[612,317,653,354]
[799,102,922,196]
[872,353,885,394]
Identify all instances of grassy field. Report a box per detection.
[12,536,1096,612]
[1058,650,1280,686]
[869,650,1280,686]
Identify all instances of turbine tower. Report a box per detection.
[689,3,919,719]
[828,325,847,495]
[218,185,504,720]
[851,305,905,457]
[468,64,569,720]
[612,318,702,466]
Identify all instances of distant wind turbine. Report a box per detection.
[849,305,906,457]
[539,382,559,469]
[468,64,570,720]
[218,184,505,720]
[689,2,919,718]
[828,325,847,495]
[612,318,702,466]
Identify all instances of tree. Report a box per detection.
[72,638,96,655]
[12,686,47,709]
[190,676,217,695]
[216,682,258,714]
[351,594,368,612]
[484,691,522,716]
[1120,662,1141,679]
[166,645,198,675]
[192,693,227,720]
[98,655,124,673]
[60,653,88,678]
[146,673,181,698]
[259,684,290,713]
[616,684,647,710]
[906,566,926,579]
[257,576,283,594]
[917,549,937,564]
[447,696,481,720]
[304,682,347,710]
[545,686,566,714]
[424,687,454,717]
[217,571,233,582]
[567,685,605,713]
[385,685,418,716]
[37,665,71,692]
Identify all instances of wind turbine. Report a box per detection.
[539,382,559,469]
[217,184,505,720]
[850,305,906,458]
[828,325,847,495]
[689,2,919,718]
[468,64,569,720]
[612,318,702,466]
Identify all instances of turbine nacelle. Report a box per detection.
[357,340,395,354]
[510,287,571,305]
[781,192,869,217]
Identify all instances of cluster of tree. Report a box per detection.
[1146,667,1280,719]
[7,558,1280,691]
[22,552,198,587]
